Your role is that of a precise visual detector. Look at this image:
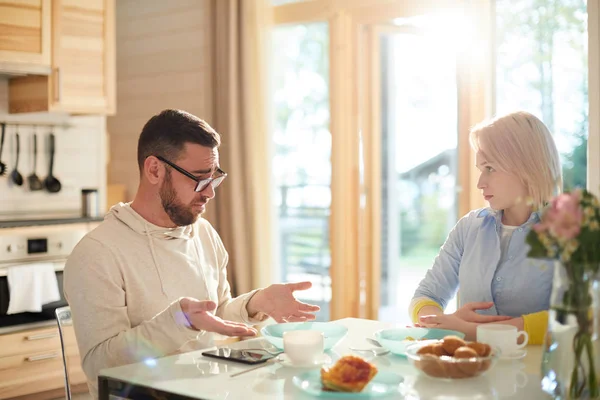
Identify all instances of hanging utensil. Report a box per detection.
[0,123,6,176]
[44,132,61,193]
[27,132,43,191]
[10,130,23,186]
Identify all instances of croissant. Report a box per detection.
[321,355,378,392]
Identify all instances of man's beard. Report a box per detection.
[159,172,204,226]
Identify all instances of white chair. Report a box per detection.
[55,306,72,400]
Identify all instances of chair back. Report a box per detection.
[55,306,72,400]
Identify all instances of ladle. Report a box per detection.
[0,123,6,176]
[27,132,43,191]
[43,132,61,193]
[10,131,23,186]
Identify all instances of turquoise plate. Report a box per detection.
[293,370,403,398]
[375,327,466,356]
[261,322,348,351]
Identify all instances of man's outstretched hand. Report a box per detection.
[180,298,257,336]
[246,281,321,323]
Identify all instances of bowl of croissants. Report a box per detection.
[405,335,499,380]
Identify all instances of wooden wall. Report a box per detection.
[106,0,214,202]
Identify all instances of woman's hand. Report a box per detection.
[418,313,478,340]
[452,302,513,323]
[416,302,512,340]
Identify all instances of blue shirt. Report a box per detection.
[412,208,553,317]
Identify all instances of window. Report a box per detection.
[272,23,331,321]
[495,0,588,191]
[377,26,459,323]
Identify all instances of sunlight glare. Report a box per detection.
[392,11,475,53]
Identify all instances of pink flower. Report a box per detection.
[542,192,584,241]
[532,223,548,233]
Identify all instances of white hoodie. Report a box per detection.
[64,202,259,397]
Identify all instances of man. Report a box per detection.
[64,109,320,396]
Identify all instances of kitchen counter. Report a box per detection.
[0,318,57,334]
[0,216,104,229]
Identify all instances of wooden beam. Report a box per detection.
[274,0,465,25]
[273,1,333,24]
[329,11,361,319]
[360,25,382,320]
[457,0,493,216]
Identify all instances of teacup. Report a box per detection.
[477,324,528,356]
[283,330,324,365]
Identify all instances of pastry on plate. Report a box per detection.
[321,355,378,392]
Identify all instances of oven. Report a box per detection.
[0,225,89,329]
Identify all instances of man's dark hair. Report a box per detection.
[137,109,221,170]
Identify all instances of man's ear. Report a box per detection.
[144,156,163,184]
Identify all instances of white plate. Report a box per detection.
[293,370,404,398]
[498,348,527,361]
[277,353,331,368]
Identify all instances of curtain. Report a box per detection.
[207,0,273,296]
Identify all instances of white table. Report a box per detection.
[98,318,551,399]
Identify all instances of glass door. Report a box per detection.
[367,23,461,324]
[271,22,332,321]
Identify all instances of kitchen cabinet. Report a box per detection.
[8,0,116,115]
[0,324,87,399]
[0,0,52,74]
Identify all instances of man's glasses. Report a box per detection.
[155,155,227,192]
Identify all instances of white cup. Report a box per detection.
[477,324,528,356]
[283,330,324,365]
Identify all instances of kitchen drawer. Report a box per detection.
[0,327,60,358]
[0,353,61,398]
[0,347,86,399]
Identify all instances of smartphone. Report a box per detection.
[201,348,278,365]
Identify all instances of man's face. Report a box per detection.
[159,143,220,226]
[475,151,528,212]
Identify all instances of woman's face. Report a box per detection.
[475,151,529,212]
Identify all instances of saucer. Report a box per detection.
[498,348,527,361]
[277,353,331,368]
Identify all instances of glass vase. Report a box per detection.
[541,262,600,399]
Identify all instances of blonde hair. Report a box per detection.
[469,111,563,209]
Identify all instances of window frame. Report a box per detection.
[272,0,600,321]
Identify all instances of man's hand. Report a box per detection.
[452,302,512,323]
[247,281,321,323]
[180,298,257,337]
[419,314,478,340]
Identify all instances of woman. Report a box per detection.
[409,111,562,345]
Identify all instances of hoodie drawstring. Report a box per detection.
[191,224,212,301]
[145,221,168,296]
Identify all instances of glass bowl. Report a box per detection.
[374,327,466,356]
[405,340,499,380]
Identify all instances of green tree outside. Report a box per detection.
[496,0,588,191]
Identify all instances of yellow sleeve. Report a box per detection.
[411,299,443,324]
[522,310,548,345]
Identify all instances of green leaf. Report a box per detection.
[526,230,551,258]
